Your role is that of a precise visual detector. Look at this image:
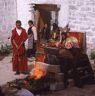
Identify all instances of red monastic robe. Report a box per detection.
[11,28,28,72]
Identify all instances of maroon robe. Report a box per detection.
[11,28,28,72]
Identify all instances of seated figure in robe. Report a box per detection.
[56,32,79,49]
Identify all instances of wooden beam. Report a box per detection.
[35,4,60,11]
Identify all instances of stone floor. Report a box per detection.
[42,85,95,96]
[0,55,33,86]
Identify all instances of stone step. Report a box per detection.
[53,73,64,82]
[28,62,61,73]
[90,62,95,75]
[92,68,95,75]
[50,82,64,91]
[52,73,75,88]
[68,79,75,87]
[50,79,75,91]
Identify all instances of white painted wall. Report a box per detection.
[68,0,95,54]
[17,0,32,30]
[58,0,69,28]
[0,0,17,45]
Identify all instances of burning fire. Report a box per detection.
[30,62,47,80]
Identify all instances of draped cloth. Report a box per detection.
[69,32,84,49]
[28,35,33,49]
[11,28,28,72]
[28,27,33,49]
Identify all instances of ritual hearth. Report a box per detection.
[2,61,64,95]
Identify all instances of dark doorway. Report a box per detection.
[34,4,59,31]
[33,4,60,41]
[37,9,51,33]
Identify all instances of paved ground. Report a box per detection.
[44,85,95,96]
[0,55,15,85]
[0,55,33,85]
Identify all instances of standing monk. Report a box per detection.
[11,20,28,75]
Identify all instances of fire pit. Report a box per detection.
[2,61,60,95]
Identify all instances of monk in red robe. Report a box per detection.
[11,20,28,75]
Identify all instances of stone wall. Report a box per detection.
[68,0,95,54]
[0,0,17,46]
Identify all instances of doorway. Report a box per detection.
[33,4,60,41]
[37,9,51,33]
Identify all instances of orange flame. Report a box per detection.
[30,62,47,80]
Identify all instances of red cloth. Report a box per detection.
[69,32,84,48]
[11,28,28,72]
